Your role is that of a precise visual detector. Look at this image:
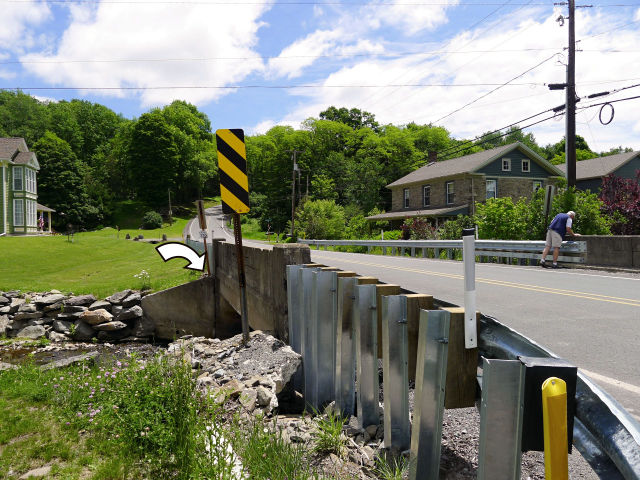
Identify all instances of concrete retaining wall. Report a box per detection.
[582,235,640,268]
[214,242,311,342]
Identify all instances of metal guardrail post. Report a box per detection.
[478,358,525,480]
[310,269,336,410]
[381,295,410,452]
[335,276,377,417]
[299,265,322,404]
[409,309,450,480]
[354,283,380,429]
[286,265,304,392]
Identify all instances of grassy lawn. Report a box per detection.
[0,229,196,298]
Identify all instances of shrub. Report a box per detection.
[437,215,475,239]
[295,199,346,239]
[141,210,163,229]
[599,172,640,235]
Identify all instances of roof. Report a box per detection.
[37,203,56,212]
[0,138,28,160]
[13,151,39,169]
[366,205,469,220]
[556,151,640,180]
[387,142,562,188]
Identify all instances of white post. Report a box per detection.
[462,228,477,348]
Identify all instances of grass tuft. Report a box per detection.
[313,410,347,457]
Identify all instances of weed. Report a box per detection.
[134,269,151,290]
[69,322,77,336]
[313,410,347,457]
[373,454,409,480]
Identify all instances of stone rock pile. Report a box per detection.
[168,331,301,416]
[0,289,154,343]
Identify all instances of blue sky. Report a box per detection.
[1,0,640,151]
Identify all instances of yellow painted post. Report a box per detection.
[542,377,569,480]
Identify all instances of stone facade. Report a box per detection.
[391,175,557,215]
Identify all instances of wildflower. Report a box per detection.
[116,361,122,368]
[77,412,83,417]
[59,376,64,381]
[66,422,70,425]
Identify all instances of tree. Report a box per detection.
[319,106,380,131]
[34,132,100,229]
[128,111,179,207]
[599,172,640,234]
[295,199,346,239]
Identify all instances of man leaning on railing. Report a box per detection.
[540,211,581,269]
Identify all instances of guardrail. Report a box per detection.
[299,239,587,264]
[287,264,640,479]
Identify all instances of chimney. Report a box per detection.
[428,151,437,163]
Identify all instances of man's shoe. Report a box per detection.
[551,264,559,269]
[540,261,548,268]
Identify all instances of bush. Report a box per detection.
[437,215,475,239]
[295,199,346,240]
[141,211,163,229]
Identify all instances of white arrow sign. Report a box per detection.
[155,242,206,271]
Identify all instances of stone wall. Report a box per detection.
[0,289,152,343]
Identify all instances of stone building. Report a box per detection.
[367,142,563,226]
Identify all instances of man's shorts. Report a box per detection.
[545,229,563,248]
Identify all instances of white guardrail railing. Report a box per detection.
[299,239,587,264]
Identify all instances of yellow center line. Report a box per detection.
[313,255,640,307]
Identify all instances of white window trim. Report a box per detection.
[446,181,455,205]
[423,185,431,207]
[522,159,530,173]
[403,188,410,208]
[486,179,497,199]
[14,199,24,226]
[13,166,23,191]
[502,158,511,172]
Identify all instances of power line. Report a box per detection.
[431,52,559,124]
[12,47,635,66]
[0,82,546,91]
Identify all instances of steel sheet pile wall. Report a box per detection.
[285,264,640,480]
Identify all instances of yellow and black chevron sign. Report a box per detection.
[216,128,250,214]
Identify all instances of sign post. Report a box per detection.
[216,128,250,343]
[543,185,556,227]
[196,199,211,276]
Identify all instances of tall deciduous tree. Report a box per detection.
[128,111,179,207]
[34,131,100,229]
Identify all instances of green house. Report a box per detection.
[0,138,54,235]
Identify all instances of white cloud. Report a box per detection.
[263,8,640,151]
[369,0,459,35]
[0,1,51,51]
[21,0,272,106]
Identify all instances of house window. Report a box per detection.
[423,185,431,207]
[27,200,37,227]
[502,158,511,172]
[14,199,24,226]
[486,179,497,199]
[522,159,530,173]
[403,188,410,208]
[533,180,543,192]
[13,167,23,191]
[446,181,455,204]
[25,169,36,194]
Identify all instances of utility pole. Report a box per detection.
[287,150,303,238]
[566,0,577,188]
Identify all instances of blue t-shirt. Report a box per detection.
[548,213,572,238]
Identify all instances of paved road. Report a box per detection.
[309,249,640,418]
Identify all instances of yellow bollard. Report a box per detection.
[542,377,569,480]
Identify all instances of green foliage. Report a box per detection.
[373,454,409,480]
[311,173,338,201]
[313,411,347,456]
[437,215,475,239]
[34,131,102,230]
[475,197,529,240]
[319,105,380,131]
[551,187,612,235]
[295,199,346,239]
[141,211,163,229]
